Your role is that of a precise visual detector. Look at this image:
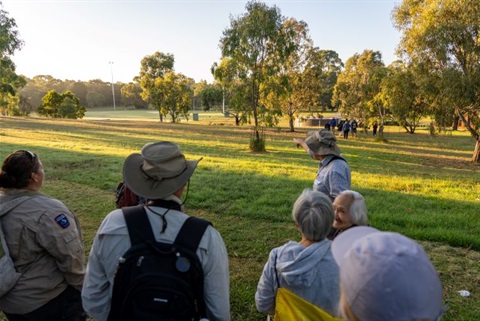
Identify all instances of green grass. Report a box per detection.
[0,113,479,320]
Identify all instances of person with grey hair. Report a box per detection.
[332,226,445,321]
[255,189,340,317]
[328,190,368,240]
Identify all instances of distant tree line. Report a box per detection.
[7,74,225,119]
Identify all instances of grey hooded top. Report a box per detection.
[255,239,340,316]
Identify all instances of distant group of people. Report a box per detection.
[325,118,358,139]
[325,117,384,138]
[0,130,445,321]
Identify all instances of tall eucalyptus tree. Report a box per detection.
[393,0,480,162]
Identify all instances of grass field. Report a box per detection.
[0,111,479,320]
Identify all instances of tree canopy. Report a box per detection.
[121,82,148,109]
[379,62,426,133]
[263,17,313,132]
[393,0,480,162]
[38,90,85,119]
[332,50,386,134]
[0,4,25,116]
[136,51,193,122]
[152,71,192,123]
[218,0,340,145]
[212,58,249,126]
[220,0,286,150]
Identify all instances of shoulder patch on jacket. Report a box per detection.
[55,214,70,229]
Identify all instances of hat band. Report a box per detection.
[140,162,189,182]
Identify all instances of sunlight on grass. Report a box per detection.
[1,115,479,321]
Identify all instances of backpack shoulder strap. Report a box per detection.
[173,216,211,320]
[122,205,155,245]
[174,216,211,251]
[324,155,347,166]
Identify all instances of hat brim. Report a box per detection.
[305,132,341,157]
[123,153,201,200]
[331,226,380,267]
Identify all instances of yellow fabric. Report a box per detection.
[273,288,343,321]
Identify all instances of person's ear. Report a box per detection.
[31,172,38,183]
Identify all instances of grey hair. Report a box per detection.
[338,190,368,226]
[292,188,334,242]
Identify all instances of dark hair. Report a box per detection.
[0,150,39,189]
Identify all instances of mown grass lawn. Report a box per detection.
[0,113,479,320]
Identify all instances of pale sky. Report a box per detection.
[2,0,401,84]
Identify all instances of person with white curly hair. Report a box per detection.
[328,190,368,240]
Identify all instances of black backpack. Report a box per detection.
[107,205,211,321]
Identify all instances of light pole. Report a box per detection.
[109,61,116,111]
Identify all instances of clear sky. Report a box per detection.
[2,0,400,84]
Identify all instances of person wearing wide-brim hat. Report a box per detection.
[294,129,351,201]
[82,142,231,321]
[122,141,201,201]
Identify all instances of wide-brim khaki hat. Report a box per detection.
[123,141,201,200]
[305,129,341,156]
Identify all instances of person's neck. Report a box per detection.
[147,199,182,210]
[26,179,41,191]
[300,238,314,247]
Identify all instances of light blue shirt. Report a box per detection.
[312,154,351,201]
[82,196,230,321]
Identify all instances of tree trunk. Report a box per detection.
[452,115,460,130]
[472,139,480,164]
[289,115,294,132]
[457,109,480,164]
[378,123,384,139]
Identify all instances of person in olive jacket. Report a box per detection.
[0,150,86,321]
